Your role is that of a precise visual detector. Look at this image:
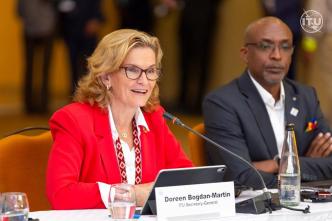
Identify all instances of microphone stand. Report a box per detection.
[163,112,281,214]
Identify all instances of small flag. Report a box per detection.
[305,118,318,132]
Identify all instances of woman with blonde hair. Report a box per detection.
[46,29,192,209]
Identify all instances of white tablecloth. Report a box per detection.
[30,190,332,221]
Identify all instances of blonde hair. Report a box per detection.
[73,29,163,112]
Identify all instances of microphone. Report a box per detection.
[163,111,281,214]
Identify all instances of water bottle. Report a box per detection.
[278,123,301,206]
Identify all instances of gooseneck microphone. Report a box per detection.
[163,112,268,191]
[163,111,280,214]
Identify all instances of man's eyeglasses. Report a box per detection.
[245,41,294,54]
[120,65,161,81]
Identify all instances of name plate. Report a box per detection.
[155,181,235,220]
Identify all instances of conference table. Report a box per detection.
[30,190,332,221]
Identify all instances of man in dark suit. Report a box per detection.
[114,0,154,34]
[57,0,103,94]
[203,17,332,189]
[178,0,221,113]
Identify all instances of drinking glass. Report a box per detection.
[108,183,136,220]
[1,192,29,221]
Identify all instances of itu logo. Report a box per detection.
[300,10,323,33]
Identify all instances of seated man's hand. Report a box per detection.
[134,182,154,206]
[306,132,332,157]
[252,160,278,174]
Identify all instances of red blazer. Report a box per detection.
[46,103,193,209]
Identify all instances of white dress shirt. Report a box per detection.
[107,105,149,184]
[98,106,149,208]
[249,73,285,156]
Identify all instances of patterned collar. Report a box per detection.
[107,105,149,140]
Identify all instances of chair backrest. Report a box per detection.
[0,131,52,211]
[187,123,207,166]
[3,126,50,137]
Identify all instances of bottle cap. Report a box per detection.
[286,123,295,130]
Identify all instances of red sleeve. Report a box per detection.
[46,106,104,209]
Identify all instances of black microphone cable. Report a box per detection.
[281,205,310,213]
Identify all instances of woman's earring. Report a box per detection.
[106,84,111,90]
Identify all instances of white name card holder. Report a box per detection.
[155,181,235,220]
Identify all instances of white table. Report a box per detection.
[30,190,332,221]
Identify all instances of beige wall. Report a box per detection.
[0,1,70,113]
[0,1,24,112]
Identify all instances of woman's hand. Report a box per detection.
[134,182,154,206]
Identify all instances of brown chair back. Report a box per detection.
[0,131,52,211]
[187,123,207,166]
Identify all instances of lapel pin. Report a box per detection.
[292,97,297,101]
[290,107,299,117]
